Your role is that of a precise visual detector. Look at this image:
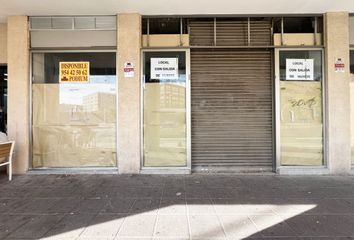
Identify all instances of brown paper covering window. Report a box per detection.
[280,81,323,165]
[32,84,117,168]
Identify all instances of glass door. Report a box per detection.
[275,49,324,167]
[142,50,189,167]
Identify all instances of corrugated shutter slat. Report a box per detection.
[191,49,273,172]
[189,18,272,47]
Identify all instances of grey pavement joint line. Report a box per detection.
[114,199,137,239]
[185,176,192,240]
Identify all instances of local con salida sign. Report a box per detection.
[151,58,179,80]
[286,59,314,81]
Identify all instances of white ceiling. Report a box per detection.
[0,0,354,23]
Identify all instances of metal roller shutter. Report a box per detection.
[191,49,273,172]
[189,18,272,47]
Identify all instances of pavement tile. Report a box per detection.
[116,187,163,199]
[285,215,354,237]
[164,177,185,187]
[9,198,59,214]
[42,213,96,239]
[186,198,216,215]
[0,214,33,239]
[185,186,210,199]
[340,199,354,213]
[325,187,354,199]
[292,177,354,189]
[116,238,152,240]
[31,187,76,198]
[205,176,244,188]
[47,198,83,214]
[218,215,261,239]
[153,238,189,240]
[269,198,320,216]
[184,175,206,187]
[95,187,125,198]
[78,238,114,240]
[75,188,101,199]
[117,214,156,237]
[0,198,26,214]
[72,198,106,214]
[189,215,226,239]
[162,187,186,199]
[159,198,187,215]
[262,238,298,240]
[0,187,37,198]
[100,198,135,214]
[250,214,297,237]
[212,199,275,215]
[6,214,64,239]
[278,187,329,199]
[79,213,125,238]
[304,199,354,215]
[207,188,239,199]
[154,215,189,238]
[130,198,160,215]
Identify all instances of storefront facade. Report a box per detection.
[1,1,354,175]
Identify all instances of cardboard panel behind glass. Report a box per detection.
[32,52,117,167]
[279,50,323,166]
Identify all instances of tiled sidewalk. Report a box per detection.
[1,174,354,239]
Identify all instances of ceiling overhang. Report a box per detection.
[1,0,354,23]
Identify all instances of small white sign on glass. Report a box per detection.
[151,58,179,80]
[286,59,314,81]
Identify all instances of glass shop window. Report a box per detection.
[0,66,7,133]
[274,17,322,33]
[350,50,354,164]
[350,50,354,74]
[32,52,117,168]
[142,18,188,35]
[279,50,324,166]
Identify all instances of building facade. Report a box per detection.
[1,1,354,175]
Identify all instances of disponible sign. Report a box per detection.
[151,58,178,79]
[60,62,90,83]
[286,59,314,81]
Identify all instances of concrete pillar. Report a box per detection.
[325,12,351,174]
[7,16,30,174]
[0,23,7,64]
[117,13,141,174]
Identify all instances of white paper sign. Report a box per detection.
[124,62,134,78]
[151,58,178,79]
[335,58,345,73]
[286,59,314,81]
